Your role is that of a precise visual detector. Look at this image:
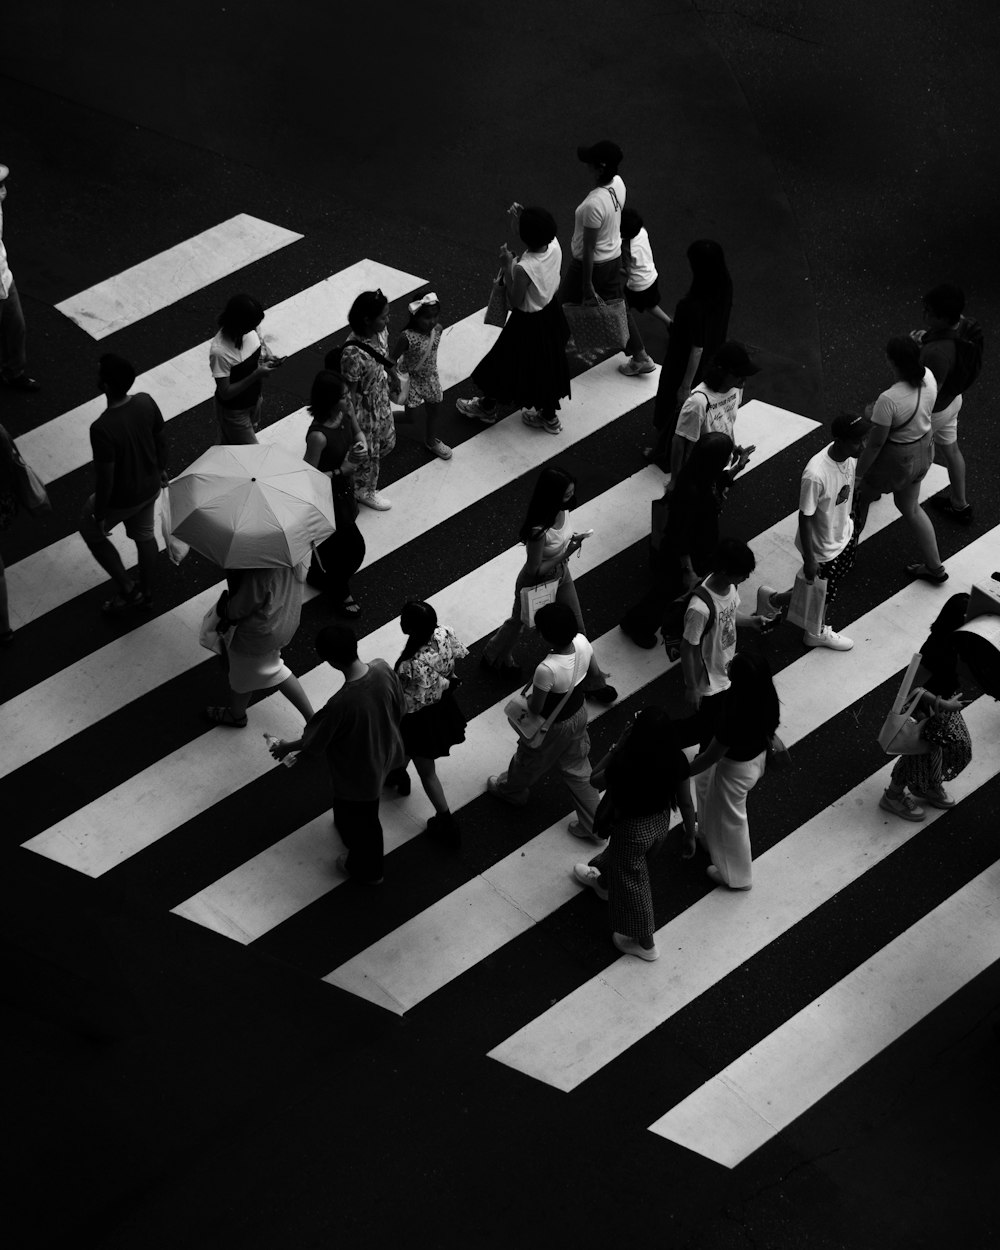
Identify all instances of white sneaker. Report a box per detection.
[356,490,392,511]
[568,819,606,844]
[804,625,853,651]
[756,584,778,616]
[612,932,659,961]
[573,863,609,900]
[425,438,453,460]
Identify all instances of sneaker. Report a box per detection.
[612,932,659,961]
[617,356,656,377]
[573,863,609,900]
[425,438,453,460]
[568,819,606,844]
[620,621,658,650]
[585,685,618,705]
[486,775,528,806]
[0,372,41,392]
[804,625,854,651]
[904,562,948,585]
[522,411,562,434]
[335,852,383,885]
[356,490,392,511]
[928,495,973,525]
[456,397,499,424]
[756,584,779,617]
[879,790,926,822]
[910,784,956,809]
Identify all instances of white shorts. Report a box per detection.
[931,393,962,446]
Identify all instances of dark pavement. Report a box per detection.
[2,2,999,1247]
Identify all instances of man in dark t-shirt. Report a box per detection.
[79,352,168,613]
[271,624,406,884]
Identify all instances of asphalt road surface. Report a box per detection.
[2,3,999,1248]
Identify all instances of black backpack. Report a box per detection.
[924,315,985,396]
[661,583,716,662]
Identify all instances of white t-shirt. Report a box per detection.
[209,327,262,379]
[0,205,13,297]
[871,368,937,444]
[533,635,593,694]
[683,583,739,697]
[570,175,626,263]
[675,383,743,444]
[517,239,563,313]
[796,446,856,563]
[625,227,657,291]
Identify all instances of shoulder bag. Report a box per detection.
[504,649,583,749]
[878,652,932,755]
[342,339,408,405]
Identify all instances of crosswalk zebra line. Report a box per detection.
[173,475,943,955]
[20,398,818,876]
[19,259,427,486]
[487,677,1000,1091]
[5,303,499,631]
[648,851,1000,1167]
[54,215,304,339]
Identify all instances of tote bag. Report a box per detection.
[520,577,561,627]
[503,650,581,749]
[786,572,827,636]
[483,268,509,328]
[878,653,932,755]
[562,294,629,357]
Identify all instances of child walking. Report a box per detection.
[619,207,671,377]
[391,292,452,460]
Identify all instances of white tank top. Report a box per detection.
[541,510,572,558]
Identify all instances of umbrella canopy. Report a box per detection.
[168,444,336,569]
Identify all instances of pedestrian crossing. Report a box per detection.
[6,222,1000,1173]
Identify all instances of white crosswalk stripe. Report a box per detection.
[7,235,999,1169]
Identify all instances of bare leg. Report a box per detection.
[895,482,943,569]
[935,440,968,509]
[413,755,449,815]
[648,305,673,328]
[134,537,158,599]
[423,400,440,446]
[278,673,315,722]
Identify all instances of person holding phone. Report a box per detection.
[209,293,281,445]
[480,465,616,703]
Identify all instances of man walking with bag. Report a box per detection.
[0,163,40,392]
[758,412,871,651]
[487,602,603,842]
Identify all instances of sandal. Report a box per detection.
[904,562,949,585]
[102,586,151,615]
[204,705,248,728]
[338,597,362,618]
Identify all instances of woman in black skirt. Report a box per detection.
[386,601,469,845]
[303,370,367,616]
[456,205,571,435]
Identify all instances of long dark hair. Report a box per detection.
[396,600,438,670]
[919,593,969,696]
[676,432,733,494]
[724,653,780,737]
[519,466,575,544]
[687,240,731,301]
[308,370,348,420]
[218,294,264,349]
[886,335,924,388]
[606,707,685,816]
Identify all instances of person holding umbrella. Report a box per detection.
[168,443,337,728]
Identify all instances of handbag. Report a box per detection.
[159,487,190,565]
[878,653,932,755]
[786,572,827,636]
[650,491,670,553]
[198,590,236,660]
[504,649,583,749]
[519,577,561,627]
[10,443,50,514]
[562,293,629,357]
[484,267,509,328]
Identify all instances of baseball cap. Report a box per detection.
[830,412,873,440]
[712,340,760,377]
[577,141,623,170]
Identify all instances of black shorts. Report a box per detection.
[625,280,661,312]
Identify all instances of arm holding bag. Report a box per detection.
[878,653,932,755]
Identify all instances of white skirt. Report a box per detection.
[227,646,292,694]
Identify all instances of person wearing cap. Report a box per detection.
[757,412,872,651]
[667,340,758,487]
[558,141,655,375]
[0,165,40,393]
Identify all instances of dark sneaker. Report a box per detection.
[1,373,41,392]
[586,685,618,705]
[928,495,973,525]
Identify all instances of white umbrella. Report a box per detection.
[168,444,336,569]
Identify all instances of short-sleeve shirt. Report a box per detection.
[871,368,937,444]
[210,328,263,410]
[533,634,593,719]
[300,659,406,800]
[796,446,856,563]
[675,383,743,444]
[89,393,165,508]
[682,583,739,697]
[919,337,960,411]
[397,626,469,715]
[517,240,563,312]
[659,287,733,400]
[570,176,626,263]
[226,566,303,656]
[625,227,657,291]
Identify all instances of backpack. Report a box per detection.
[924,315,985,396]
[661,583,716,663]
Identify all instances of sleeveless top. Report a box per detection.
[307,419,358,522]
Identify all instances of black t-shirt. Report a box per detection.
[89,393,165,508]
[606,745,690,817]
[716,702,772,762]
[659,285,733,397]
[666,477,727,573]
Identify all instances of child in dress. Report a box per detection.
[391,293,452,460]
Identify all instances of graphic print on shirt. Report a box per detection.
[718,598,737,651]
[835,483,851,507]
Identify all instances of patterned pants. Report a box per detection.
[817,530,858,628]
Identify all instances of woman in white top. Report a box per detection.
[855,335,946,584]
[457,206,571,434]
[481,466,616,703]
